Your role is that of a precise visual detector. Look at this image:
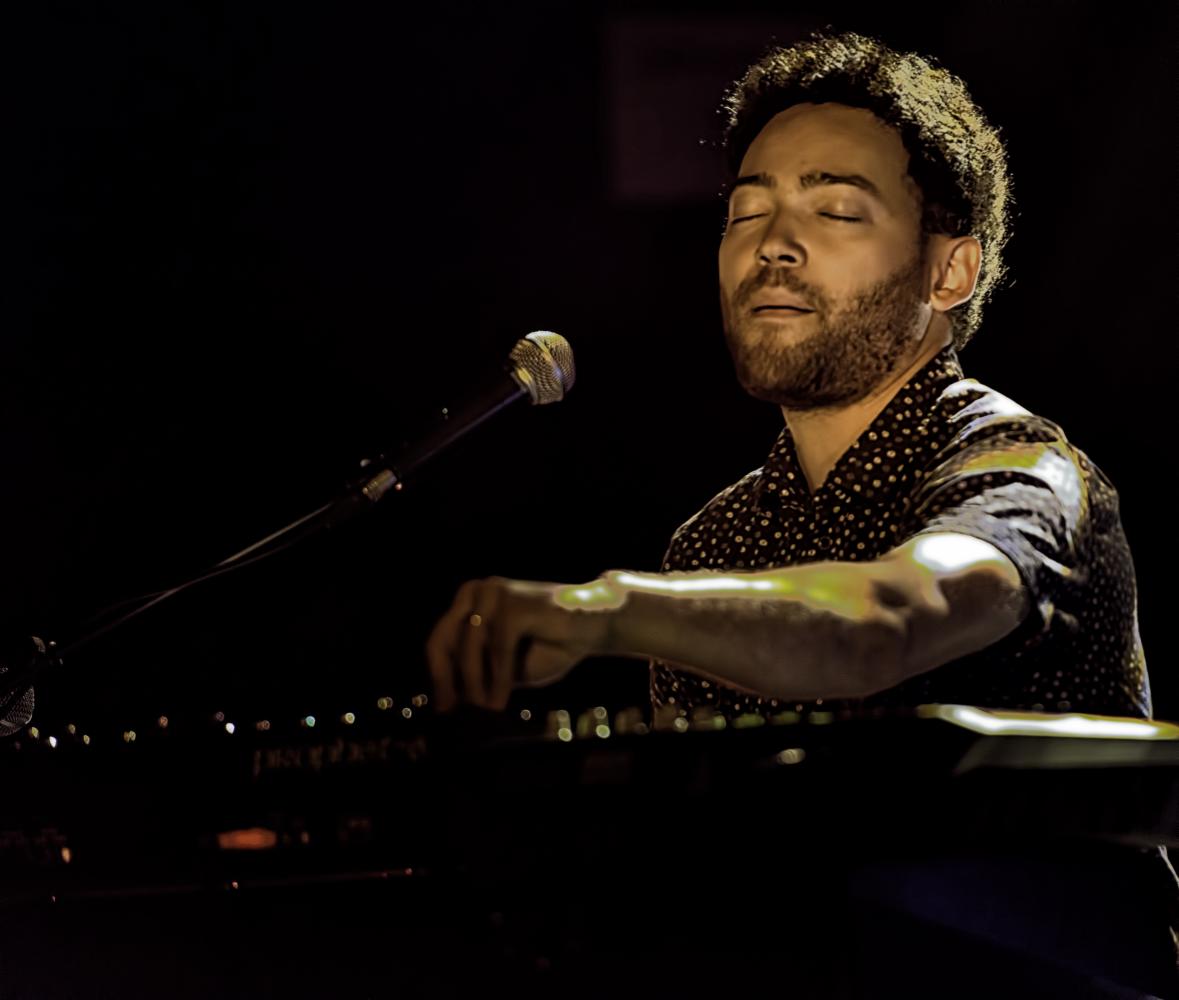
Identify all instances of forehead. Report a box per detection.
[737,102,915,206]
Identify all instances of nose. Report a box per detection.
[757,214,805,267]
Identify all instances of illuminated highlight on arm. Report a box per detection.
[554,570,804,614]
[610,570,798,597]
[553,578,627,611]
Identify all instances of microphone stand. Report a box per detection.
[0,332,573,728]
[0,419,450,725]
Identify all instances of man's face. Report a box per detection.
[718,102,935,410]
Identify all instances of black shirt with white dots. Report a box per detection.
[649,343,1153,721]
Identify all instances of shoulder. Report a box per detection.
[934,376,1066,445]
[919,376,1121,526]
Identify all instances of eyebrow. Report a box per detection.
[727,170,884,202]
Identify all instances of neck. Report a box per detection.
[781,315,952,495]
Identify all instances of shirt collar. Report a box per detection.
[750,343,965,511]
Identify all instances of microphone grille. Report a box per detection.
[0,684,34,738]
[509,331,575,405]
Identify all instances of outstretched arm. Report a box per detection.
[598,531,1029,700]
[425,531,1029,711]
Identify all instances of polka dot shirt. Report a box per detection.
[649,344,1153,721]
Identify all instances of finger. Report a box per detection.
[425,625,458,713]
[426,580,479,713]
[487,619,522,712]
[459,580,495,708]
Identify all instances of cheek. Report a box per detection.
[717,246,740,296]
[819,247,899,297]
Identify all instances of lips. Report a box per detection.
[750,294,813,313]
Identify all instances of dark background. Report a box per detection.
[7,0,1176,739]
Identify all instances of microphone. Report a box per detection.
[334,331,576,514]
[0,636,49,737]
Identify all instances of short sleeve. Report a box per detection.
[900,410,1098,647]
[886,386,1148,716]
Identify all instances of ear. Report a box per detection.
[927,235,982,315]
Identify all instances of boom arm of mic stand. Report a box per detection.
[321,364,530,525]
[10,375,525,725]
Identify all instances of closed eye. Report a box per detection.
[728,212,862,226]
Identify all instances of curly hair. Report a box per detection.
[717,31,1013,349]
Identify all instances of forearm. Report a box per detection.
[558,565,896,701]
[552,534,1027,703]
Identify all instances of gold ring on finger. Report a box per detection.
[468,613,483,627]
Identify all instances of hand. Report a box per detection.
[425,576,613,712]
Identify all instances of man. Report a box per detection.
[424,33,1177,992]
[425,32,1152,725]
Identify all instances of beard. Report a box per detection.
[720,246,930,411]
